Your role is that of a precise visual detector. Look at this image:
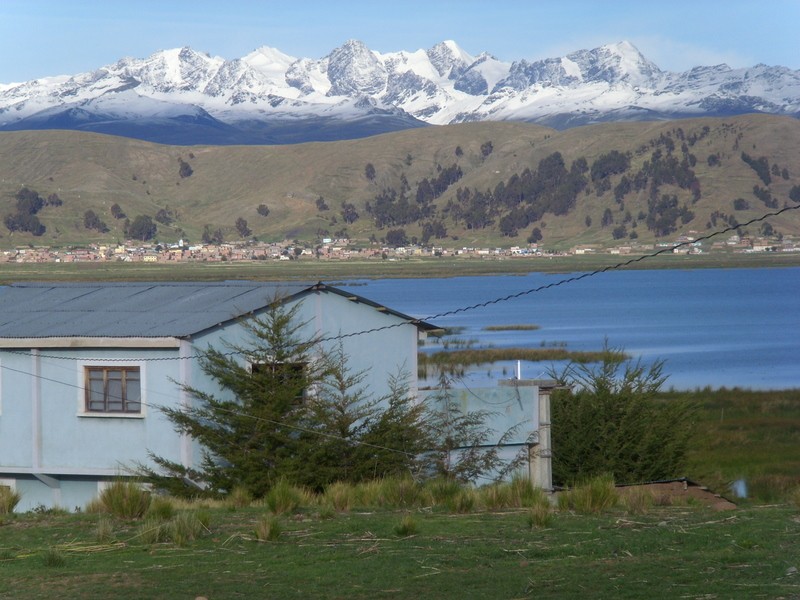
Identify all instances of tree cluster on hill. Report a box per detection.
[3,187,56,236]
[126,215,157,241]
[83,210,108,233]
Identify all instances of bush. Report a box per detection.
[551,353,695,486]
[99,480,151,519]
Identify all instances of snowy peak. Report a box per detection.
[1,39,798,145]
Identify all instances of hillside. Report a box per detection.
[0,114,799,250]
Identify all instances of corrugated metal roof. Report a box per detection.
[0,281,438,339]
[0,281,313,338]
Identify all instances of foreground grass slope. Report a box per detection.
[2,389,800,598]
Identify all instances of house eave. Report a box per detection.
[0,337,182,349]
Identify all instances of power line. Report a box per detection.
[2,202,798,364]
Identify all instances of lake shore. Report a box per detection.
[1,251,799,283]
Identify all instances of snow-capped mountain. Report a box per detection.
[1,40,798,145]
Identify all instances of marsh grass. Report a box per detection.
[418,347,625,378]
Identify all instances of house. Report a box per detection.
[0,281,439,512]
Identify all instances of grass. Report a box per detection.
[2,502,800,598]
[418,346,625,378]
[483,324,540,331]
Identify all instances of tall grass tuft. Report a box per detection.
[135,517,166,545]
[447,488,478,513]
[265,479,307,515]
[621,487,654,515]
[146,495,176,521]
[394,514,418,537]
[379,477,423,508]
[527,504,553,529]
[227,486,253,509]
[254,514,282,542]
[94,517,115,544]
[166,512,206,546]
[99,479,151,519]
[41,548,66,568]
[0,486,21,515]
[424,478,462,508]
[567,475,618,514]
[324,482,356,512]
[480,483,514,510]
[510,476,552,508]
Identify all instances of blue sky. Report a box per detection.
[2,0,798,83]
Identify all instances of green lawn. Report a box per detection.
[2,504,800,599]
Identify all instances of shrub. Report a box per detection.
[254,514,282,542]
[99,480,151,519]
[0,486,21,514]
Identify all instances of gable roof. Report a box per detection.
[0,281,438,340]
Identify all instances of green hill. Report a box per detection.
[1,114,798,249]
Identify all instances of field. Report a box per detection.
[2,389,800,599]
[1,251,799,284]
[2,504,799,599]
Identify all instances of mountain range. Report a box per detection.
[1,40,799,145]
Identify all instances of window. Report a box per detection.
[85,366,141,414]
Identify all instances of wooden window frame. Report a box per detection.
[84,366,142,414]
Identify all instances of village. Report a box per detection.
[2,231,798,264]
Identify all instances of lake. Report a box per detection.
[341,267,800,391]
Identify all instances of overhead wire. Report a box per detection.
[1,203,797,469]
[3,201,798,364]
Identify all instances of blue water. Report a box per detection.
[342,267,800,391]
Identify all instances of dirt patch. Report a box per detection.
[618,479,737,511]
